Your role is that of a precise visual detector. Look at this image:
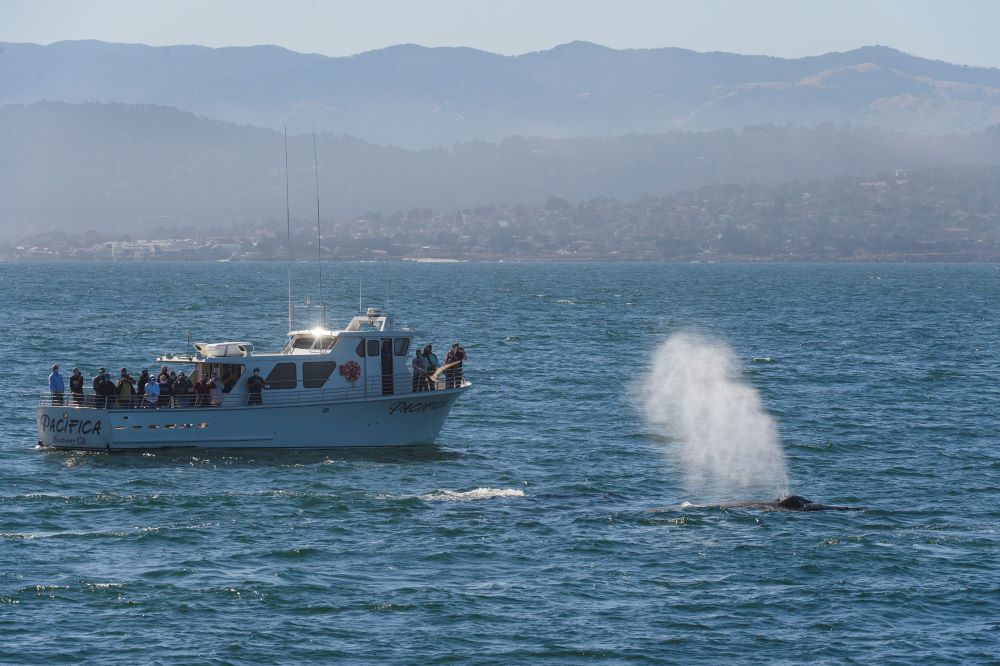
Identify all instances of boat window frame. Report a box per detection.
[303,361,338,388]
[393,338,410,356]
[265,362,297,390]
[292,336,316,350]
[315,336,337,351]
[197,363,245,393]
[366,340,380,357]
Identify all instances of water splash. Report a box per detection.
[640,332,789,501]
[420,488,525,502]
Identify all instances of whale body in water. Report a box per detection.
[651,494,866,513]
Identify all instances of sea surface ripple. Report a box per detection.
[1,262,998,663]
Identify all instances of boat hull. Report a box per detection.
[36,388,466,450]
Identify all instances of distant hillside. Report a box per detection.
[2,40,1000,147]
[3,102,1000,236]
[11,165,1000,262]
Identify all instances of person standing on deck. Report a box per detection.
[100,373,117,408]
[92,368,105,407]
[157,373,171,407]
[173,371,194,407]
[194,375,210,407]
[411,349,427,392]
[116,368,136,407]
[136,369,149,404]
[69,368,84,405]
[449,343,466,388]
[48,365,64,405]
[144,373,160,408]
[422,344,439,390]
[208,373,224,407]
[246,368,264,405]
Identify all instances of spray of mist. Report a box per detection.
[640,332,789,501]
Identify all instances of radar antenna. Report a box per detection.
[313,126,325,327]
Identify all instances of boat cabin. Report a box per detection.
[158,308,419,399]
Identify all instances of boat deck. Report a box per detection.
[39,372,469,410]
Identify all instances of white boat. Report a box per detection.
[36,308,469,450]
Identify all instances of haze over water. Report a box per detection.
[2,261,998,663]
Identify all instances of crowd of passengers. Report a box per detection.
[47,342,466,407]
[410,342,466,392]
[45,364,264,408]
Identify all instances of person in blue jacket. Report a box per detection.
[48,364,64,404]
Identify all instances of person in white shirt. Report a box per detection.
[209,373,224,407]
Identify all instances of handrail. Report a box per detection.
[36,369,468,409]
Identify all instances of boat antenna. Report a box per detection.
[313,125,325,327]
[385,275,389,314]
[359,277,363,313]
[284,125,293,334]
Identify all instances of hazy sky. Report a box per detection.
[2,0,999,67]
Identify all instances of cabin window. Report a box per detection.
[199,363,245,393]
[265,363,297,389]
[303,361,337,388]
[317,336,337,351]
[367,340,380,357]
[292,336,315,349]
[220,364,245,393]
[394,338,410,356]
[356,340,366,357]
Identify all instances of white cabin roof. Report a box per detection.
[159,308,413,364]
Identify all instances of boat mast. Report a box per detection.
[284,125,293,334]
[313,127,325,327]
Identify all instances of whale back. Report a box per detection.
[776,495,812,510]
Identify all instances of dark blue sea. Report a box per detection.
[2,262,998,664]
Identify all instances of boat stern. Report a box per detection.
[36,404,112,450]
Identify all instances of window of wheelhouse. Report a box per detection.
[394,338,410,356]
[265,363,297,389]
[292,336,315,350]
[366,340,379,356]
[316,336,337,351]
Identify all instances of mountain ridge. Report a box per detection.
[3,40,1000,147]
[3,100,1000,236]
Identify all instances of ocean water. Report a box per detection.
[1,261,998,664]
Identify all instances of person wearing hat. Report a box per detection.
[172,370,194,407]
[136,369,150,403]
[48,364,64,405]
[116,368,136,407]
[69,368,84,405]
[100,371,117,409]
[246,368,264,405]
[92,368,108,408]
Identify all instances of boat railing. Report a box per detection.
[36,370,468,409]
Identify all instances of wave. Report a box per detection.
[420,487,525,502]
